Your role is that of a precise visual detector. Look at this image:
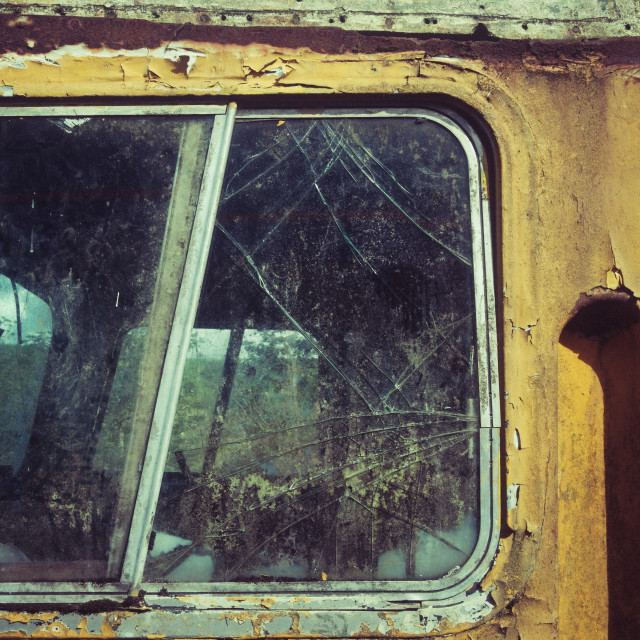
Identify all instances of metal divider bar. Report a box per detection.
[120,103,237,590]
[0,106,227,117]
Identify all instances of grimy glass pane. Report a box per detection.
[0,116,210,581]
[147,117,481,582]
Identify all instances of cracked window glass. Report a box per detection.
[0,116,211,581]
[147,116,483,582]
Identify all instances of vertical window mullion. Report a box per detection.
[107,116,219,579]
[120,104,237,590]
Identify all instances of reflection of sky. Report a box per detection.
[0,274,52,345]
[239,329,317,361]
[188,328,317,362]
[414,511,478,579]
[166,553,215,581]
[376,511,478,580]
[188,328,230,360]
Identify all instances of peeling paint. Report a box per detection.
[508,319,538,342]
[417,589,496,633]
[606,265,624,290]
[0,614,58,625]
[513,428,522,450]
[0,41,434,96]
[0,612,130,639]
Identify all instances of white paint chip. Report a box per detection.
[52,117,91,133]
[164,46,206,76]
[514,428,522,450]
[507,483,520,509]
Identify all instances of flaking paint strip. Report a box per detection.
[0,41,430,97]
[0,613,58,625]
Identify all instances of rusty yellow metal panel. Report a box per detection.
[2,9,640,639]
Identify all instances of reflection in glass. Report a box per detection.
[148,117,481,582]
[0,275,52,475]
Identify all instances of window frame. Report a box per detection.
[0,104,500,613]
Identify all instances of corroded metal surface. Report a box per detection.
[0,0,639,40]
[0,591,497,637]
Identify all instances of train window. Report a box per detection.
[0,106,499,607]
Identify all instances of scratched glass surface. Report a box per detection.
[0,116,210,581]
[147,117,481,582]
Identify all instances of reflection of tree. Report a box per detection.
[203,324,244,473]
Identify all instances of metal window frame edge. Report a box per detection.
[0,106,500,614]
[135,108,501,608]
[121,104,238,590]
[0,106,228,117]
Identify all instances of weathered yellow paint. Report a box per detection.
[602,72,640,296]
[4,19,640,639]
[558,336,608,638]
[31,621,79,638]
[0,612,135,639]
[0,44,427,97]
[22,615,119,639]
